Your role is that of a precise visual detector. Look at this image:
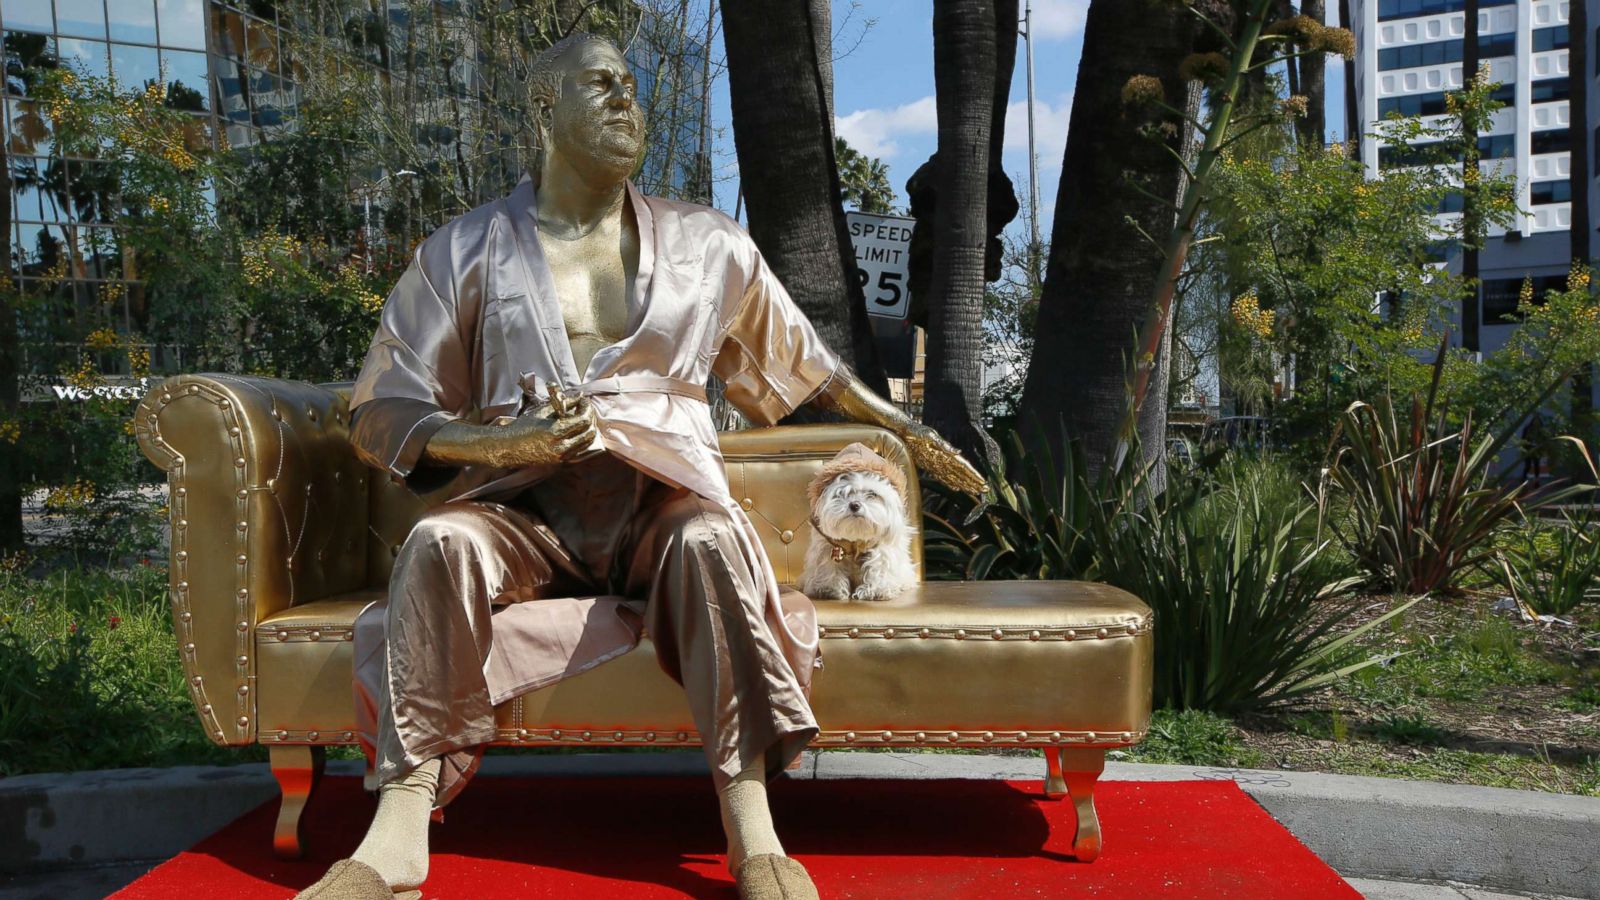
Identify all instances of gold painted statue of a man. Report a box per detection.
[296,32,984,900]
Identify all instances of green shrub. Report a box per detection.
[0,565,262,775]
[922,422,1105,581]
[1127,709,1263,767]
[1091,462,1413,712]
[1323,352,1590,595]
[1494,508,1600,617]
[925,423,1410,712]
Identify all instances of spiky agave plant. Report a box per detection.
[1324,338,1592,595]
[1494,438,1600,617]
[1088,463,1415,712]
[921,420,1150,581]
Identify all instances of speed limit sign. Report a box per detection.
[846,211,914,319]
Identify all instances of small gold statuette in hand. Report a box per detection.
[469,389,601,468]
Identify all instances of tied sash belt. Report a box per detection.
[568,374,708,403]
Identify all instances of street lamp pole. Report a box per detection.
[1023,0,1042,289]
[362,168,418,273]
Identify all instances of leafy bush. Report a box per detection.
[1091,464,1412,712]
[1323,350,1590,595]
[924,424,1409,712]
[1495,508,1600,617]
[922,423,1106,581]
[0,564,262,775]
[1126,709,1263,767]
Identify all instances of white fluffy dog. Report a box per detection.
[799,442,917,602]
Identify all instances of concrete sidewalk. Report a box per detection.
[4,751,1597,898]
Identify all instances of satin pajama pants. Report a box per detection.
[352,451,819,808]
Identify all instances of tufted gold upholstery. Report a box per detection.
[134,374,1152,861]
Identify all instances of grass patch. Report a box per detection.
[1560,684,1600,712]
[1345,613,1569,708]
[1123,710,1267,768]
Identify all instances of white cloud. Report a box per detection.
[1028,0,1090,40]
[835,96,938,159]
[1002,92,1074,173]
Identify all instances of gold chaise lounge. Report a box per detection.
[132,373,1152,863]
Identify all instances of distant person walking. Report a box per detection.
[1520,413,1546,484]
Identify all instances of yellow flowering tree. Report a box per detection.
[1190,70,1521,456]
[8,65,399,560]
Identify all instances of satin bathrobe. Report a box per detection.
[346,177,842,807]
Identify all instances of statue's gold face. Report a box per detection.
[547,40,645,179]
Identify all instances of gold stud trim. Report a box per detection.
[270,725,1144,749]
[815,619,1150,641]
[133,374,367,749]
[807,728,1145,747]
[256,623,359,643]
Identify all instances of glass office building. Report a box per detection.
[1352,0,1596,351]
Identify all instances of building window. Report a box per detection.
[1379,39,1462,71]
[1529,179,1571,204]
[109,1,159,44]
[55,0,107,40]
[157,0,208,51]
[1479,133,1515,158]
[1379,83,1515,118]
[1477,32,1516,59]
[1531,25,1569,53]
[1380,141,1446,168]
[1530,129,1570,155]
[1482,274,1564,324]
[1378,0,1516,21]
[56,38,109,79]
[1378,139,1515,167]
[1,0,56,34]
[1436,190,1465,213]
[1530,78,1570,103]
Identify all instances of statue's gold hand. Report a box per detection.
[902,423,989,498]
[815,364,991,499]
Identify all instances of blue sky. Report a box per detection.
[707,1,1347,240]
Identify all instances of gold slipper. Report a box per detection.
[293,858,421,900]
[734,853,819,900]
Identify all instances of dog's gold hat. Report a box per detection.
[805,442,909,508]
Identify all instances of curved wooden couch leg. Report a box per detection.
[271,745,325,859]
[1057,748,1105,861]
[1043,747,1067,799]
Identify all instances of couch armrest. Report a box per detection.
[718,423,923,583]
[132,374,372,745]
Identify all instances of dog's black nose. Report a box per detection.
[849,501,861,513]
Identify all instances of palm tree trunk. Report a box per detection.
[1016,0,1194,473]
[1569,0,1594,473]
[1339,0,1357,148]
[1462,0,1481,353]
[719,0,889,406]
[923,0,1000,464]
[991,0,1019,167]
[1298,0,1326,150]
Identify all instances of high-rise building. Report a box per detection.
[1351,0,1592,364]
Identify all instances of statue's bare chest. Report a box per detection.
[536,219,640,375]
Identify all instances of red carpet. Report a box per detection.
[113,775,1357,898]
